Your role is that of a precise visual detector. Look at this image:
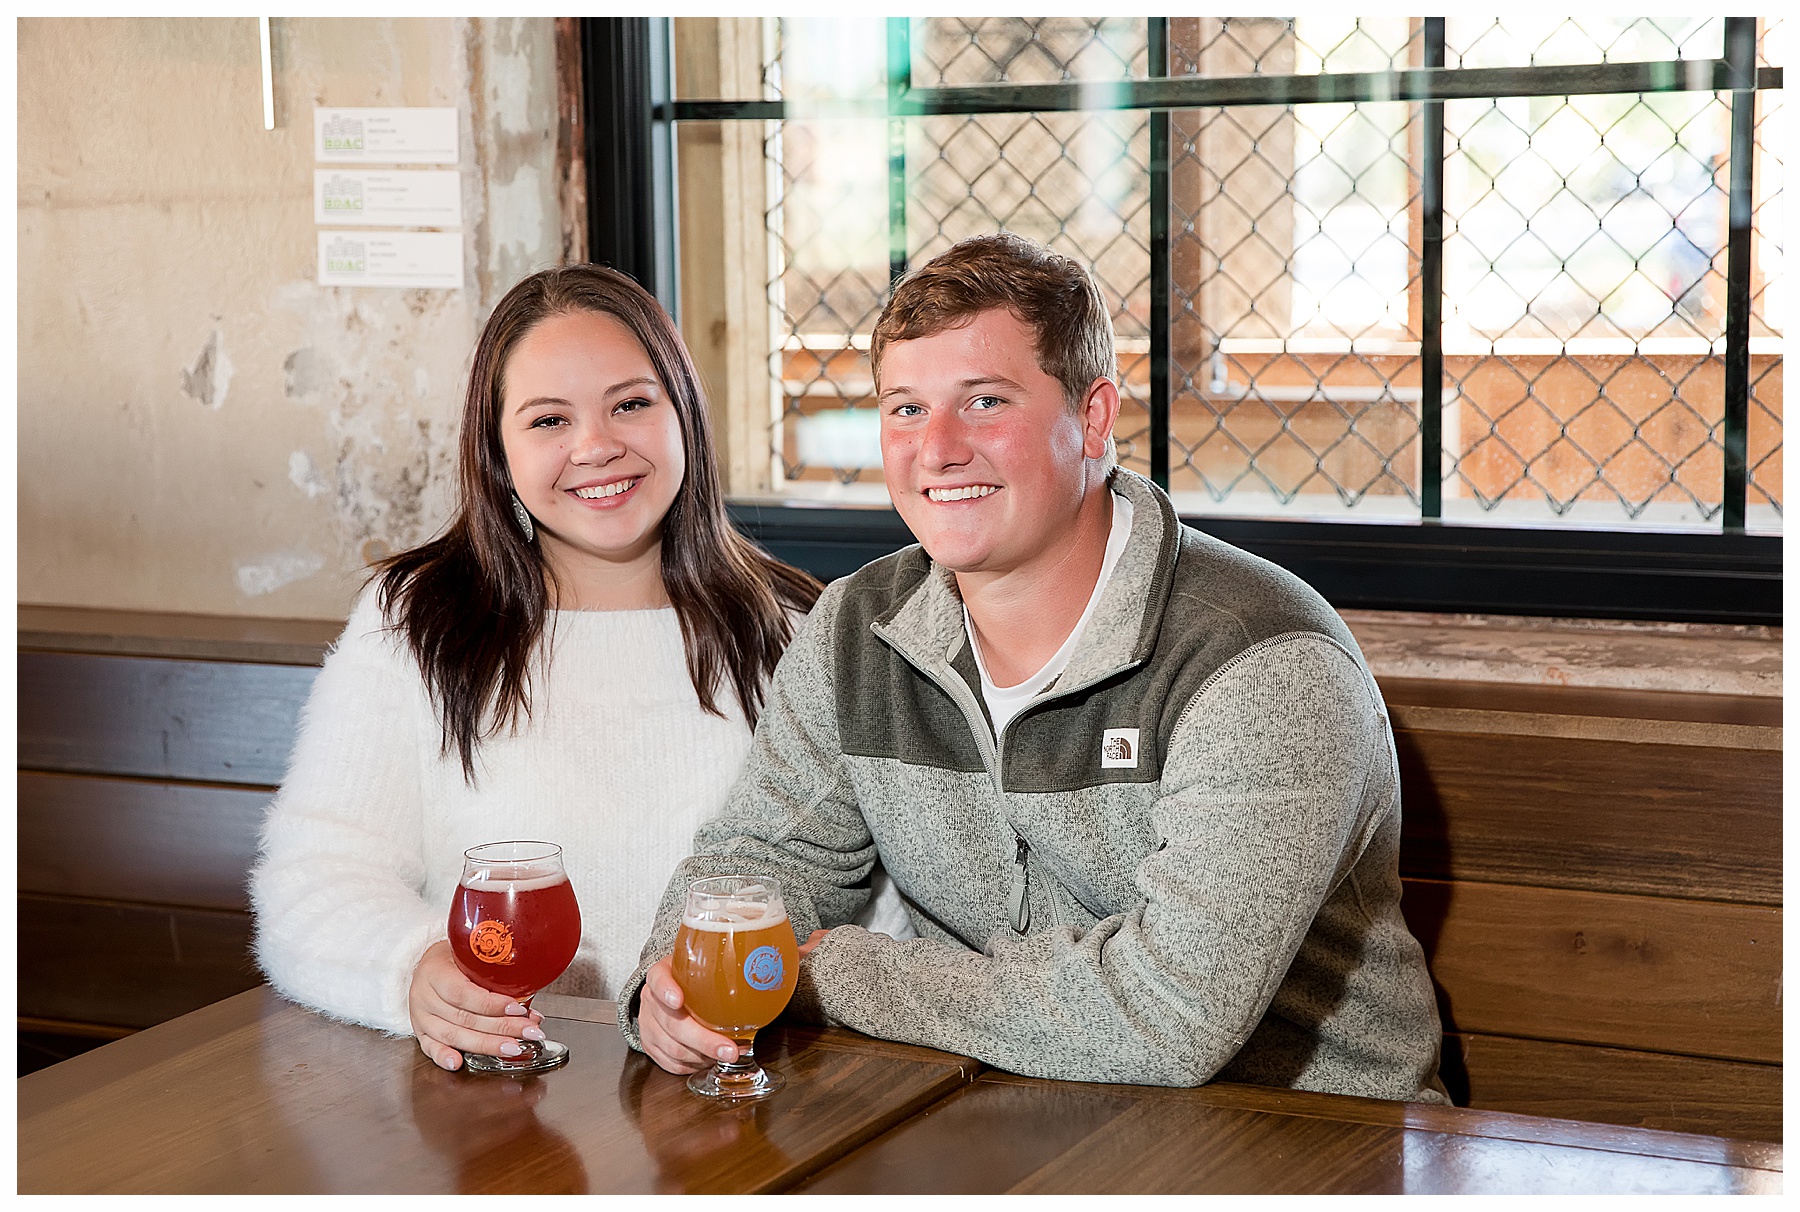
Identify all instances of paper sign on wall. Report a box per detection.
[315,170,462,228]
[314,107,458,165]
[318,231,463,289]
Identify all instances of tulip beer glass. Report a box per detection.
[448,840,582,1074]
[671,875,800,1099]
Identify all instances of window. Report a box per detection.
[597,17,1783,620]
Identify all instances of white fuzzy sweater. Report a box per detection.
[250,591,766,1035]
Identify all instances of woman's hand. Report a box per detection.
[408,940,544,1071]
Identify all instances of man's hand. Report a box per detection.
[408,939,544,1071]
[638,955,742,1074]
[639,932,833,1074]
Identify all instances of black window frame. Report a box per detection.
[584,16,1781,625]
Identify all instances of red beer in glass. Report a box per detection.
[448,840,581,1074]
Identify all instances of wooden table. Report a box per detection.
[17,987,976,1194]
[798,1072,1783,1195]
[18,987,1782,1195]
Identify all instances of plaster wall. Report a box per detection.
[19,17,565,620]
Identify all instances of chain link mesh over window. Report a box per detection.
[750,17,1783,532]
[1749,18,1786,526]
[1170,18,1425,520]
[764,19,1152,499]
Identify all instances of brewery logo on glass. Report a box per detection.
[1101,728,1140,769]
[743,945,784,990]
[469,919,515,965]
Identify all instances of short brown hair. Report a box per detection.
[871,233,1117,411]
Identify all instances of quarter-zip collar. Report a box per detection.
[871,467,1181,695]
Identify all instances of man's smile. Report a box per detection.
[924,484,1001,502]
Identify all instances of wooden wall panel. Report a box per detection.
[18,652,317,785]
[17,895,260,1030]
[1445,1032,1782,1143]
[18,772,269,911]
[1394,730,1781,904]
[1402,879,1781,1064]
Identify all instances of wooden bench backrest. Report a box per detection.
[17,610,337,1040]
[1386,677,1781,1141]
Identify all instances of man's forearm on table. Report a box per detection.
[797,916,1266,1086]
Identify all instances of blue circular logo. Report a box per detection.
[743,945,784,991]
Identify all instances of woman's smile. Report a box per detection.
[569,476,642,503]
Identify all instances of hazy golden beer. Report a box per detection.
[671,876,799,1099]
[672,915,799,1035]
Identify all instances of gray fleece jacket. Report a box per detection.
[622,469,1447,1102]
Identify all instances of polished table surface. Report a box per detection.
[17,987,976,1194]
[799,1072,1783,1195]
[18,987,1782,1194]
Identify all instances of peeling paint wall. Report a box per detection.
[19,18,564,619]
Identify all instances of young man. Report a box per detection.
[622,233,1446,1101]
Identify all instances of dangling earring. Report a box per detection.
[511,493,535,543]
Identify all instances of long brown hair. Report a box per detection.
[376,265,820,779]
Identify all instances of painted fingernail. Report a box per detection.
[523,1026,546,1042]
[717,1045,737,1061]
[504,1002,528,1016]
[499,1041,523,1057]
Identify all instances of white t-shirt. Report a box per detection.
[965,491,1134,743]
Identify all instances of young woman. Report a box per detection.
[250,265,903,1071]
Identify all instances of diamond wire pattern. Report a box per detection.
[762,21,889,486]
[765,18,1156,491]
[750,16,1781,527]
[1747,17,1785,522]
[1167,19,1423,513]
[911,21,1155,475]
[1443,83,1734,523]
[1447,17,1723,68]
[914,16,1147,86]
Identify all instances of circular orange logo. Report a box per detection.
[469,919,515,965]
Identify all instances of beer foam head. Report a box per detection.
[461,870,569,893]
[682,900,789,931]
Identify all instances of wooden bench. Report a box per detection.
[16,606,1781,1141]
[1385,676,1781,1141]
[16,608,339,1068]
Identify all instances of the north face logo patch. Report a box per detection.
[1101,728,1140,769]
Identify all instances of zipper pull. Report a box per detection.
[1008,834,1031,935]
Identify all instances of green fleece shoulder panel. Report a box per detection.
[820,494,1368,793]
[831,545,989,774]
[1168,525,1360,656]
[1000,524,1364,794]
